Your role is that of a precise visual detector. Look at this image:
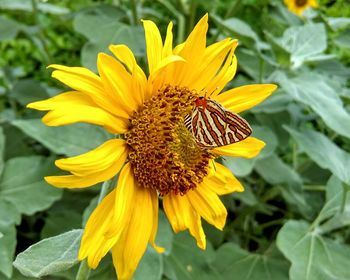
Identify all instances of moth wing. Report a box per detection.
[223,110,252,144]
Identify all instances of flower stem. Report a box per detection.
[130,0,138,25]
[98,179,114,203]
[75,260,90,280]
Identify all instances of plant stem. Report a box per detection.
[30,0,52,64]
[225,0,242,19]
[130,0,138,25]
[98,179,114,203]
[340,183,349,213]
[75,260,90,280]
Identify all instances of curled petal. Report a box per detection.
[186,186,227,230]
[163,193,206,249]
[46,139,128,188]
[27,91,128,134]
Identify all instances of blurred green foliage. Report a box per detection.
[0,0,350,279]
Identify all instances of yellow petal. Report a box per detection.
[79,189,118,268]
[109,44,147,105]
[149,190,165,253]
[111,184,155,280]
[97,53,140,118]
[206,47,238,97]
[171,14,208,86]
[27,91,128,134]
[204,162,244,195]
[148,55,186,94]
[213,84,278,113]
[48,64,116,115]
[213,137,265,158]
[187,39,238,91]
[45,139,128,188]
[162,22,173,57]
[163,193,206,249]
[142,20,163,75]
[186,186,227,230]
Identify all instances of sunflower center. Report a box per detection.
[295,0,307,7]
[125,85,213,196]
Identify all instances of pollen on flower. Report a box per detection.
[125,85,214,196]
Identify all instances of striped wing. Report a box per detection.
[185,99,252,148]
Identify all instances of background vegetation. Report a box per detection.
[0,0,350,279]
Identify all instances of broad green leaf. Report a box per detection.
[13,229,83,278]
[11,79,49,106]
[335,30,350,49]
[134,246,163,280]
[277,220,350,280]
[326,17,350,31]
[223,126,277,177]
[156,210,173,255]
[255,155,310,212]
[212,15,268,50]
[317,176,344,223]
[12,119,111,156]
[0,200,20,227]
[275,72,350,139]
[286,127,350,185]
[0,156,62,215]
[41,210,82,239]
[73,5,144,71]
[0,16,21,41]
[211,243,289,280]
[278,24,327,68]
[0,224,16,278]
[251,92,292,114]
[223,156,255,177]
[164,232,219,280]
[318,176,350,233]
[0,0,69,14]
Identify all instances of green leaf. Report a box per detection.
[0,156,62,215]
[317,176,344,223]
[212,15,267,50]
[0,16,21,41]
[0,224,16,278]
[318,176,350,233]
[11,79,49,106]
[0,0,69,14]
[211,243,289,280]
[73,5,145,71]
[134,246,163,280]
[278,24,327,68]
[12,119,111,156]
[156,210,173,255]
[13,229,83,278]
[164,232,219,280]
[275,72,350,139]
[277,220,350,280]
[286,127,350,185]
[41,210,82,239]
[0,200,21,227]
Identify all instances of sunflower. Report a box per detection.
[28,14,277,280]
[284,0,318,16]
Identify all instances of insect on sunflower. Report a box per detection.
[28,14,277,280]
[284,0,318,16]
